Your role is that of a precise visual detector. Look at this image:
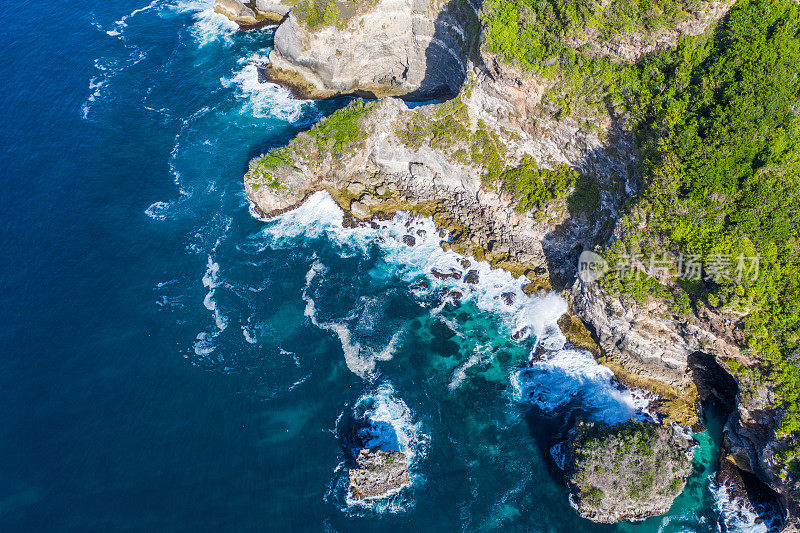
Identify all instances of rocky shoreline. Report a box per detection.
[224,0,797,527]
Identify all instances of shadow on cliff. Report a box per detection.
[539,113,639,290]
[403,0,484,102]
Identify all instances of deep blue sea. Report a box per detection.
[0,1,776,531]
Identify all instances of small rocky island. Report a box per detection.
[564,420,693,523]
[348,449,411,500]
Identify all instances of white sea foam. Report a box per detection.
[259,191,651,422]
[448,344,493,391]
[302,259,401,378]
[242,325,257,344]
[221,53,317,123]
[510,349,653,424]
[145,200,173,220]
[202,255,228,331]
[193,331,216,355]
[109,0,160,37]
[710,479,776,533]
[352,382,428,461]
[257,192,568,348]
[192,7,238,47]
[168,0,238,47]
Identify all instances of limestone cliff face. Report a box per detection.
[246,59,635,281]
[265,0,477,99]
[241,0,796,525]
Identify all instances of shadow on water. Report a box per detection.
[336,412,401,468]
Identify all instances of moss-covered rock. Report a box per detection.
[564,420,693,523]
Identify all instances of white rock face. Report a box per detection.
[254,0,289,16]
[269,0,475,98]
[214,0,257,25]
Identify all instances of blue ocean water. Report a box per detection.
[0,0,774,530]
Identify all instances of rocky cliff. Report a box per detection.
[240,0,798,526]
[256,0,479,99]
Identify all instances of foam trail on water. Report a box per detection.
[202,255,228,331]
[111,0,161,36]
[448,344,493,391]
[255,192,566,347]
[257,191,651,421]
[302,259,400,379]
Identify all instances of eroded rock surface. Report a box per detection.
[348,449,410,500]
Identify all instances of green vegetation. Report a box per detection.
[618,0,800,472]
[248,99,374,189]
[482,0,708,72]
[309,99,374,157]
[568,420,691,511]
[498,158,578,212]
[281,0,381,28]
[483,0,800,475]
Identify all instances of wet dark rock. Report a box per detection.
[431,268,461,280]
[402,234,416,246]
[463,269,479,284]
[512,326,531,341]
[501,292,515,305]
[410,280,429,291]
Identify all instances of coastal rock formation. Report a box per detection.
[242,0,799,525]
[348,449,411,500]
[262,0,477,99]
[563,420,693,523]
[214,0,287,28]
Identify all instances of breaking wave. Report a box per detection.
[222,53,319,123]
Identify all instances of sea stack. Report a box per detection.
[348,449,411,500]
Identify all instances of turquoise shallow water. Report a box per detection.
[0,0,776,530]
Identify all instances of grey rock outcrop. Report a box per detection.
[264,0,477,99]
[349,449,410,500]
[214,0,287,27]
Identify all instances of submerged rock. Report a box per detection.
[564,420,693,523]
[348,449,410,500]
